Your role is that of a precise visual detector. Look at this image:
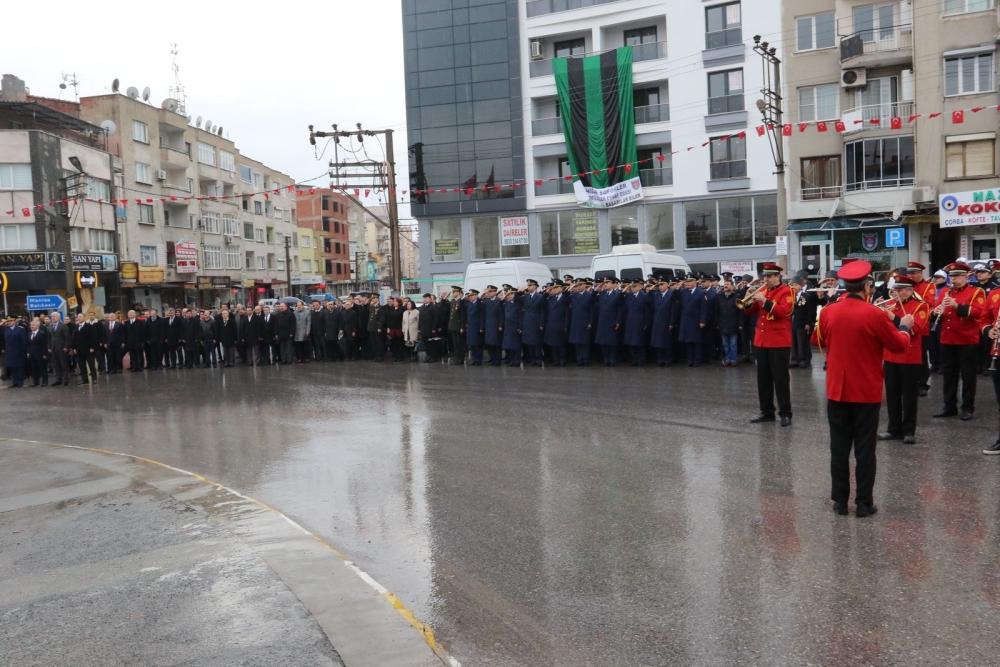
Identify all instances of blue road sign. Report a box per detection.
[26,294,67,312]
[886,228,906,248]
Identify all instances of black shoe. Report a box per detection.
[878,432,902,441]
[903,435,916,445]
[51,381,62,387]
[780,416,791,427]
[750,413,776,423]
[983,440,1000,455]
[856,504,879,518]
[961,411,974,421]
[78,380,90,385]
[799,362,811,369]
[833,502,849,516]
[932,409,958,418]
[918,388,928,397]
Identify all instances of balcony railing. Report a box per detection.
[532,116,563,136]
[710,160,747,181]
[845,177,914,193]
[530,41,666,78]
[840,25,912,62]
[164,182,191,193]
[639,167,673,187]
[841,101,915,130]
[158,138,189,156]
[635,103,669,124]
[526,0,623,18]
[535,179,576,196]
[801,185,843,200]
[705,27,742,50]
[708,93,744,115]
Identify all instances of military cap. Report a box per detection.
[742,273,754,282]
[422,293,433,298]
[526,279,539,287]
[974,263,990,273]
[467,288,480,295]
[947,261,972,275]
[838,260,873,282]
[486,284,498,291]
[761,262,783,275]
[551,279,565,287]
[562,274,574,281]
[893,276,917,287]
[606,276,620,284]
[790,276,805,286]
[451,285,464,292]
[683,273,697,280]
[502,284,515,292]
[824,270,839,279]
[906,261,926,271]
[794,269,809,279]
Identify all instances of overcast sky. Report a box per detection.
[5,0,411,218]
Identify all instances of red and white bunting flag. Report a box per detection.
[494,186,501,192]
[737,131,746,139]
[798,123,807,133]
[834,120,846,132]
[624,163,632,174]
[890,117,902,129]
[781,124,792,136]
[928,112,942,119]
[354,189,360,196]
[22,208,31,217]
[287,185,294,191]
[309,189,315,195]
[972,106,985,113]
[170,196,177,201]
[817,121,828,132]
[908,115,919,122]
[755,125,765,137]
[534,180,542,186]
[146,198,153,203]
[263,193,269,200]
[656,155,666,162]
[365,189,371,197]
[952,110,964,124]
[36,204,43,211]
[121,199,129,204]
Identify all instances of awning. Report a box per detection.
[787,218,902,231]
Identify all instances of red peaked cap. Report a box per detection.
[838,260,873,282]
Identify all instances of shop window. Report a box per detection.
[610,206,639,247]
[429,218,463,262]
[685,195,776,248]
[540,210,600,256]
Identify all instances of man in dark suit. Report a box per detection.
[217,308,238,368]
[338,300,359,360]
[104,313,125,373]
[676,274,709,367]
[309,300,326,361]
[261,306,277,364]
[180,308,202,368]
[275,302,296,364]
[244,305,262,366]
[164,308,183,368]
[47,311,72,386]
[145,309,165,370]
[543,280,571,367]
[322,301,341,361]
[123,310,146,371]
[73,312,99,384]
[26,319,49,387]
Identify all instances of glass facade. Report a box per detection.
[472,216,530,259]
[645,202,674,250]
[684,195,777,249]
[403,0,525,217]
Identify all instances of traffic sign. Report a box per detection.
[886,228,906,248]
[26,294,67,312]
[67,296,78,309]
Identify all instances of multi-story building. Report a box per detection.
[400,225,419,282]
[403,0,780,285]
[296,189,352,295]
[783,0,1000,275]
[77,90,299,311]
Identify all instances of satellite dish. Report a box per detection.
[161,98,177,111]
[187,115,192,124]
[195,116,202,128]
[59,83,67,90]
[100,120,117,136]
[205,121,213,132]
[112,78,120,93]
[126,86,139,99]
[142,87,150,101]
[217,126,223,136]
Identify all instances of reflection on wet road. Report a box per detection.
[2,362,999,665]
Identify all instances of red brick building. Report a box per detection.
[296,189,351,295]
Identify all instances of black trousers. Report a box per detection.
[918,335,930,390]
[183,345,199,368]
[790,327,812,366]
[28,356,47,385]
[127,343,144,370]
[884,361,920,436]
[106,345,123,372]
[449,331,465,363]
[147,341,163,369]
[78,352,97,381]
[991,369,1000,436]
[755,346,792,418]
[941,343,978,413]
[370,332,386,360]
[928,327,941,370]
[312,334,324,360]
[827,400,880,507]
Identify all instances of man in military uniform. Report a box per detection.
[595,277,623,366]
[521,279,545,367]
[879,276,931,444]
[446,286,466,365]
[677,274,707,367]
[465,288,486,366]
[482,285,504,366]
[932,262,986,420]
[568,279,596,366]
[745,263,794,426]
[543,279,571,366]
[789,274,817,369]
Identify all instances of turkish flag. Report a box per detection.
[263,193,269,200]
[534,180,542,186]
[146,198,153,203]
[624,163,632,174]
[365,189,371,197]
[908,115,918,123]
[354,189,359,196]
[817,121,828,132]
[798,123,807,133]
[309,189,315,195]
[781,124,792,136]
[952,110,964,124]
[287,185,294,191]
[834,121,846,132]
[737,131,746,139]
[890,117,902,129]
[121,199,129,204]
[656,155,666,162]
[755,125,765,137]
[21,207,30,217]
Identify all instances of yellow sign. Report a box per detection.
[120,262,139,282]
[0,272,6,292]
[138,268,165,284]
[76,271,98,289]
[67,296,78,309]
[242,279,255,287]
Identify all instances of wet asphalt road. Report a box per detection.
[2,360,999,666]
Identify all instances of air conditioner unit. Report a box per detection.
[912,186,937,203]
[155,169,167,180]
[530,39,543,60]
[224,236,233,245]
[841,68,867,88]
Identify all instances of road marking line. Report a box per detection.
[2,437,459,667]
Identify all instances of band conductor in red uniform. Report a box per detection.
[878,276,930,444]
[746,262,794,426]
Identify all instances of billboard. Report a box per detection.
[940,189,1000,228]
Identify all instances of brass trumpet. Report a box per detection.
[874,298,898,311]
[736,281,765,309]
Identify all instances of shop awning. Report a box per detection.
[787,218,902,231]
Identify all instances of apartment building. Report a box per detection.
[400,226,419,281]
[296,189,352,295]
[783,0,1000,276]
[403,0,781,286]
[77,91,299,311]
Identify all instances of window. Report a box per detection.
[274,207,283,220]
[244,222,255,240]
[202,211,220,234]
[84,177,110,200]
[313,237,318,248]
[70,227,84,251]
[554,38,586,58]
[138,203,154,224]
[292,232,298,246]
[610,207,640,247]
[135,162,152,184]
[706,2,741,49]
[240,165,252,183]
[322,198,330,211]
[0,164,31,189]
[266,227,275,244]
[796,12,835,51]
[944,0,994,15]
[256,256,266,270]
[945,52,994,96]
[132,120,149,143]
[220,150,236,172]
[203,245,222,269]
[710,135,747,180]
[197,142,216,166]
[254,201,263,215]
[472,216,529,259]
[187,178,194,194]
[225,246,241,269]
[335,263,341,275]
[139,245,157,267]
[242,197,249,211]
[335,242,341,253]
[302,259,312,273]
[88,229,115,252]
[0,224,36,250]
[946,135,995,178]
[684,195,776,249]
[646,202,674,250]
[223,214,239,236]
[707,69,743,115]
[844,136,915,191]
[800,156,843,199]
[300,235,310,248]
[540,210,599,256]
[624,26,657,45]
[429,218,463,261]
[853,3,895,42]
[255,228,264,242]
[798,84,839,122]
[252,172,263,187]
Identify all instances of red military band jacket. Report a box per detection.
[912,278,936,305]
[978,289,1000,343]
[745,282,793,348]
[811,293,911,403]
[936,284,986,346]
[884,297,930,364]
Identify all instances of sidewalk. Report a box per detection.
[0,438,451,667]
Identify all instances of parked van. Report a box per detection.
[463,260,554,293]
[590,244,690,283]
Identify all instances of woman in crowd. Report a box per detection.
[387,297,406,361]
[402,298,420,362]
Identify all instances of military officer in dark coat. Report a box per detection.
[465,289,486,366]
[676,274,709,367]
[520,279,545,367]
[482,285,505,366]
[543,280,570,366]
[622,281,649,366]
[568,279,596,366]
[446,286,466,365]
[501,288,523,366]
[595,277,623,366]
[650,278,678,366]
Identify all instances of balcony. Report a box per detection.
[529,41,666,78]
[526,0,623,18]
[635,103,669,124]
[705,27,741,50]
[841,101,915,133]
[159,138,190,168]
[164,181,191,193]
[840,25,913,68]
[639,167,673,187]
[535,179,575,196]
[801,185,843,201]
[532,116,563,136]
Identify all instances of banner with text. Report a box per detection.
[940,189,1000,228]
[573,177,644,209]
[500,216,529,245]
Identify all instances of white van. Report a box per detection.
[463,260,554,293]
[590,244,690,283]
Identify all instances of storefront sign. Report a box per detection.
[720,261,754,274]
[573,177,644,209]
[175,242,198,273]
[138,268,165,284]
[291,275,323,285]
[572,211,600,254]
[0,252,48,272]
[960,235,969,259]
[242,279,255,287]
[75,271,98,289]
[775,235,788,256]
[47,253,117,272]
[940,189,1000,228]
[196,276,231,289]
[434,239,460,256]
[500,216,529,246]
[120,262,139,283]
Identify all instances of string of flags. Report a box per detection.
[4,102,998,220]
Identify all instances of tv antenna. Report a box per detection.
[169,44,187,114]
[59,72,79,101]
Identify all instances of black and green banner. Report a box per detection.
[553,46,641,208]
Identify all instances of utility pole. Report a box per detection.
[284,235,292,296]
[59,160,87,316]
[308,123,402,292]
[753,35,787,266]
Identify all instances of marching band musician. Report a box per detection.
[878,276,931,444]
[932,262,987,421]
[745,263,794,426]
[979,283,1000,455]
[811,260,914,517]
[905,261,936,396]
[789,272,818,370]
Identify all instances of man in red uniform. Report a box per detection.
[878,276,930,444]
[979,286,1000,454]
[905,261,935,396]
[746,262,794,426]
[932,262,987,421]
[811,260,913,517]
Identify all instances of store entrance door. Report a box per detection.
[799,240,832,280]
[971,237,998,264]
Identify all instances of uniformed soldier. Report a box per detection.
[932,262,986,420]
[878,276,931,444]
[789,275,817,369]
[676,273,708,366]
[745,263,794,426]
[501,286,523,367]
[622,280,649,366]
[543,279,570,366]
[521,279,545,367]
[482,285,504,366]
[446,286,466,365]
[595,277,623,366]
[465,288,486,366]
[649,277,678,366]
[979,281,1000,454]
[568,279,596,366]
[811,259,914,517]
